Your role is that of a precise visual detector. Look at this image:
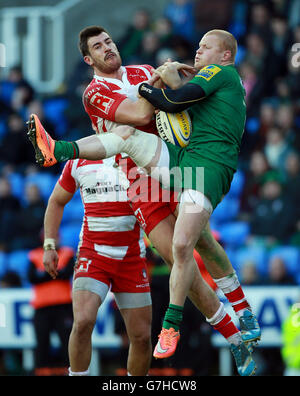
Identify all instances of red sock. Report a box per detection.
[213,273,252,317]
[224,286,250,315]
[213,313,240,339]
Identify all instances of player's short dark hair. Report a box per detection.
[79,25,109,56]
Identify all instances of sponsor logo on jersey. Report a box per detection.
[85,183,127,195]
[196,65,221,81]
[134,208,146,229]
[75,257,92,273]
[90,92,114,114]
[136,282,150,288]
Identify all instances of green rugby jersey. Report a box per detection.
[188,64,246,170]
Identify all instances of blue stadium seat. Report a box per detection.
[59,223,82,250]
[0,81,16,103]
[234,44,246,65]
[43,98,68,137]
[25,172,57,201]
[219,221,250,248]
[246,117,260,135]
[225,247,238,270]
[266,246,300,278]
[61,199,84,225]
[7,250,30,285]
[227,169,245,199]
[0,119,7,141]
[211,196,240,225]
[0,252,8,279]
[7,172,24,200]
[234,246,267,278]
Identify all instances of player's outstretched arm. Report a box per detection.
[43,183,74,279]
[114,96,155,126]
[138,82,206,113]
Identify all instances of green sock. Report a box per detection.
[162,304,183,331]
[53,141,79,162]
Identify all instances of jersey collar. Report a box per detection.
[93,66,127,85]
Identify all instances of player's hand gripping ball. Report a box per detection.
[156,110,192,147]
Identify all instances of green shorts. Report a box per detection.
[165,142,235,210]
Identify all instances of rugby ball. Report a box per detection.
[156,110,192,147]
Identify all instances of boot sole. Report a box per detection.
[27,115,45,166]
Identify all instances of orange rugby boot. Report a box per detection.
[27,113,57,167]
[153,327,180,359]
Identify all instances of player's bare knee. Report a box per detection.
[129,331,151,349]
[73,314,95,338]
[172,236,194,262]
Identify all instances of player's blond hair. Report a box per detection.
[205,29,237,62]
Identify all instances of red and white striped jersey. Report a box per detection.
[82,64,162,203]
[82,64,157,135]
[59,157,146,262]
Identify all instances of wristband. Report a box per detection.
[43,238,56,251]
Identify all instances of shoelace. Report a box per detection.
[241,313,257,330]
[159,328,179,347]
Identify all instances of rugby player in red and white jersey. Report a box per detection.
[43,157,152,376]
[35,26,258,375]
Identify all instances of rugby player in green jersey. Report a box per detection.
[26,29,260,376]
[136,31,260,373]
